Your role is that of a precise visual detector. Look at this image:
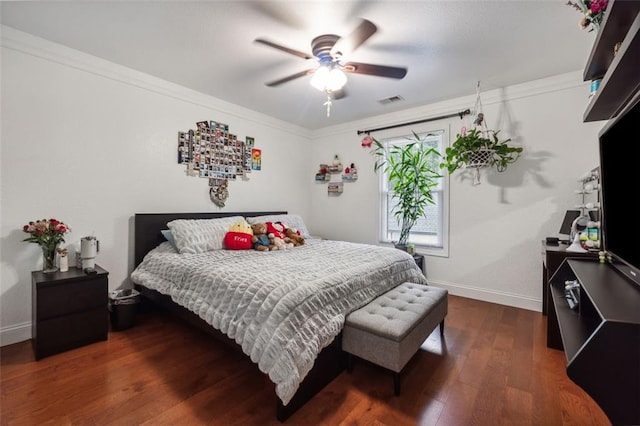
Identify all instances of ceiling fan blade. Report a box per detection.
[265,69,315,87]
[254,38,313,60]
[330,18,377,58]
[343,62,407,79]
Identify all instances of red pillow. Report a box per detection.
[224,231,253,250]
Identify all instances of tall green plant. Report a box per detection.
[374,132,441,246]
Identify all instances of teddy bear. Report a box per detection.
[271,234,293,250]
[251,222,276,251]
[285,227,305,247]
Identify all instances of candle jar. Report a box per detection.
[59,253,69,272]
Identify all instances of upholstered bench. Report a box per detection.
[342,282,448,395]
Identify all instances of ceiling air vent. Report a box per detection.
[378,95,404,105]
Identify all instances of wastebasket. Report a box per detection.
[108,288,140,331]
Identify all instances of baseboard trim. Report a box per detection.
[427,279,542,312]
[0,322,31,347]
[0,283,541,348]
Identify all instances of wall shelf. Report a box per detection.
[583,5,640,122]
[583,0,640,81]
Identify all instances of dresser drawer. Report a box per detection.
[33,307,108,360]
[36,276,107,320]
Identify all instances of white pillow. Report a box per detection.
[167,216,243,254]
[246,214,310,238]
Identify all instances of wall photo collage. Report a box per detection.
[177,120,260,207]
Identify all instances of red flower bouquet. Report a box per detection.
[23,218,71,272]
[567,0,608,32]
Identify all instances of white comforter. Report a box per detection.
[130,239,427,405]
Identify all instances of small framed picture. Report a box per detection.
[251,148,262,171]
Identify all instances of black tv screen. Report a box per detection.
[598,89,640,287]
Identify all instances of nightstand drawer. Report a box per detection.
[36,277,107,320]
[33,307,108,360]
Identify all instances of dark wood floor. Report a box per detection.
[1,295,610,426]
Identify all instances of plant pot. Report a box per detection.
[394,243,408,252]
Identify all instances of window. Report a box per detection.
[379,130,449,257]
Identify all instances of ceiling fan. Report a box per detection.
[254,18,408,100]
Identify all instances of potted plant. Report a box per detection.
[440,127,522,174]
[373,132,441,250]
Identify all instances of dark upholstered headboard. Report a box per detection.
[134,211,287,267]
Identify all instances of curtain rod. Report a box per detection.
[356,108,471,135]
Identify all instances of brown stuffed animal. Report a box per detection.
[251,223,276,251]
[285,228,305,247]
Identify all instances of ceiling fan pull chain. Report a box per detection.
[324,94,332,117]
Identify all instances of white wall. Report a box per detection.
[1,27,607,347]
[307,72,604,311]
[0,28,312,346]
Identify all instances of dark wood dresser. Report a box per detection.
[32,265,109,360]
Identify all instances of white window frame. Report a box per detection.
[378,126,449,258]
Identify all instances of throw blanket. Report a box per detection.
[131,239,427,405]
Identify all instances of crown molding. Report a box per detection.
[312,70,587,139]
[1,25,586,143]
[1,25,312,140]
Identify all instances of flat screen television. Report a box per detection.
[598,89,640,288]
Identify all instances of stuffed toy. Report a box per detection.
[270,234,293,250]
[224,219,253,250]
[285,227,305,247]
[265,221,286,239]
[251,222,276,251]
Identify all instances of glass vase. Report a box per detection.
[41,245,58,273]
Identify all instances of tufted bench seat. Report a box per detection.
[342,282,448,395]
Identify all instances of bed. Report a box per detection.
[131,211,427,421]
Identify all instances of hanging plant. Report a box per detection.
[439,127,522,174]
[440,81,523,184]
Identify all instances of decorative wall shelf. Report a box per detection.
[315,159,356,194]
[341,163,358,181]
[583,0,640,81]
[328,182,343,195]
[583,3,640,122]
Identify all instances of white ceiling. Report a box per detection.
[1,1,595,130]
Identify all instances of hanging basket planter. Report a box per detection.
[440,128,522,180]
[439,81,523,184]
[462,148,495,169]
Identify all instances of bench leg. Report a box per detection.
[394,372,401,396]
[439,318,445,337]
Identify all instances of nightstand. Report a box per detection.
[413,254,425,275]
[32,265,109,360]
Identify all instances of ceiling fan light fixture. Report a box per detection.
[310,66,347,92]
